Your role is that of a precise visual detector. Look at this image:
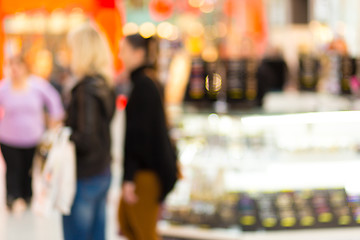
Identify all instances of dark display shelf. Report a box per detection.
[163,188,360,232]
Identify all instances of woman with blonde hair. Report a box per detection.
[63,22,115,240]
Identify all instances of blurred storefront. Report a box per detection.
[2,0,360,239]
[118,1,360,239]
[0,0,124,78]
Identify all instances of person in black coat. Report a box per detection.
[118,34,178,240]
[63,23,115,240]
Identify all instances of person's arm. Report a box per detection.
[39,79,65,128]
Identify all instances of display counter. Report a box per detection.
[162,109,360,239]
[160,224,360,240]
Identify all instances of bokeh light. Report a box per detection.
[123,22,139,36]
[139,22,156,38]
[200,2,215,13]
[188,21,204,37]
[157,22,174,39]
[188,0,205,8]
[205,73,222,92]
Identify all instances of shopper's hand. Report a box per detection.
[48,118,63,130]
[122,182,138,204]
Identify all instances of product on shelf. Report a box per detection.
[275,191,297,229]
[329,189,352,226]
[225,59,246,102]
[187,199,217,228]
[257,192,278,230]
[347,193,360,225]
[185,57,260,110]
[245,59,258,102]
[215,193,240,228]
[204,61,222,101]
[298,54,320,91]
[163,188,360,231]
[162,206,190,225]
[322,52,341,94]
[294,190,316,228]
[312,190,335,227]
[225,58,258,106]
[185,57,206,103]
[237,192,259,231]
[339,56,356,95]
[351,59,360,97]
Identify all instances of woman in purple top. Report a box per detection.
[0,55,64,214]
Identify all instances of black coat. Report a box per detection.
[124,66,178,202]
[66,75,115,179]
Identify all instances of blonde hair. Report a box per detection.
[68,23,113,84]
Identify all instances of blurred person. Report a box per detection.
[0,54,64,214]
[118,34,178,240]
[49,66,71,96]
[63,23,115,240]
[256,46,288,106]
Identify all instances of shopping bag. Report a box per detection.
[32,127,76,216]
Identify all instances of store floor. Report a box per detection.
[0,150,126,240]
[0,210,122,240]
[4,210,360,240]
[0,111,127,240]
[0,185,126,240]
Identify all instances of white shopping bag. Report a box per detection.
[32,127,76,216]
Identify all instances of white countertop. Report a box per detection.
[159,223,360,240]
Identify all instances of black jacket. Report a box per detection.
[66,75,115,179]
[124,66,178,202]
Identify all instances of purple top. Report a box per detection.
[0,75,64,148]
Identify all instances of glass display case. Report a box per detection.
[160,110,360,239]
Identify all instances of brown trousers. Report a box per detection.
[118,171,162,240]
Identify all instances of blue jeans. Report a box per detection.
[63,169,111,240]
